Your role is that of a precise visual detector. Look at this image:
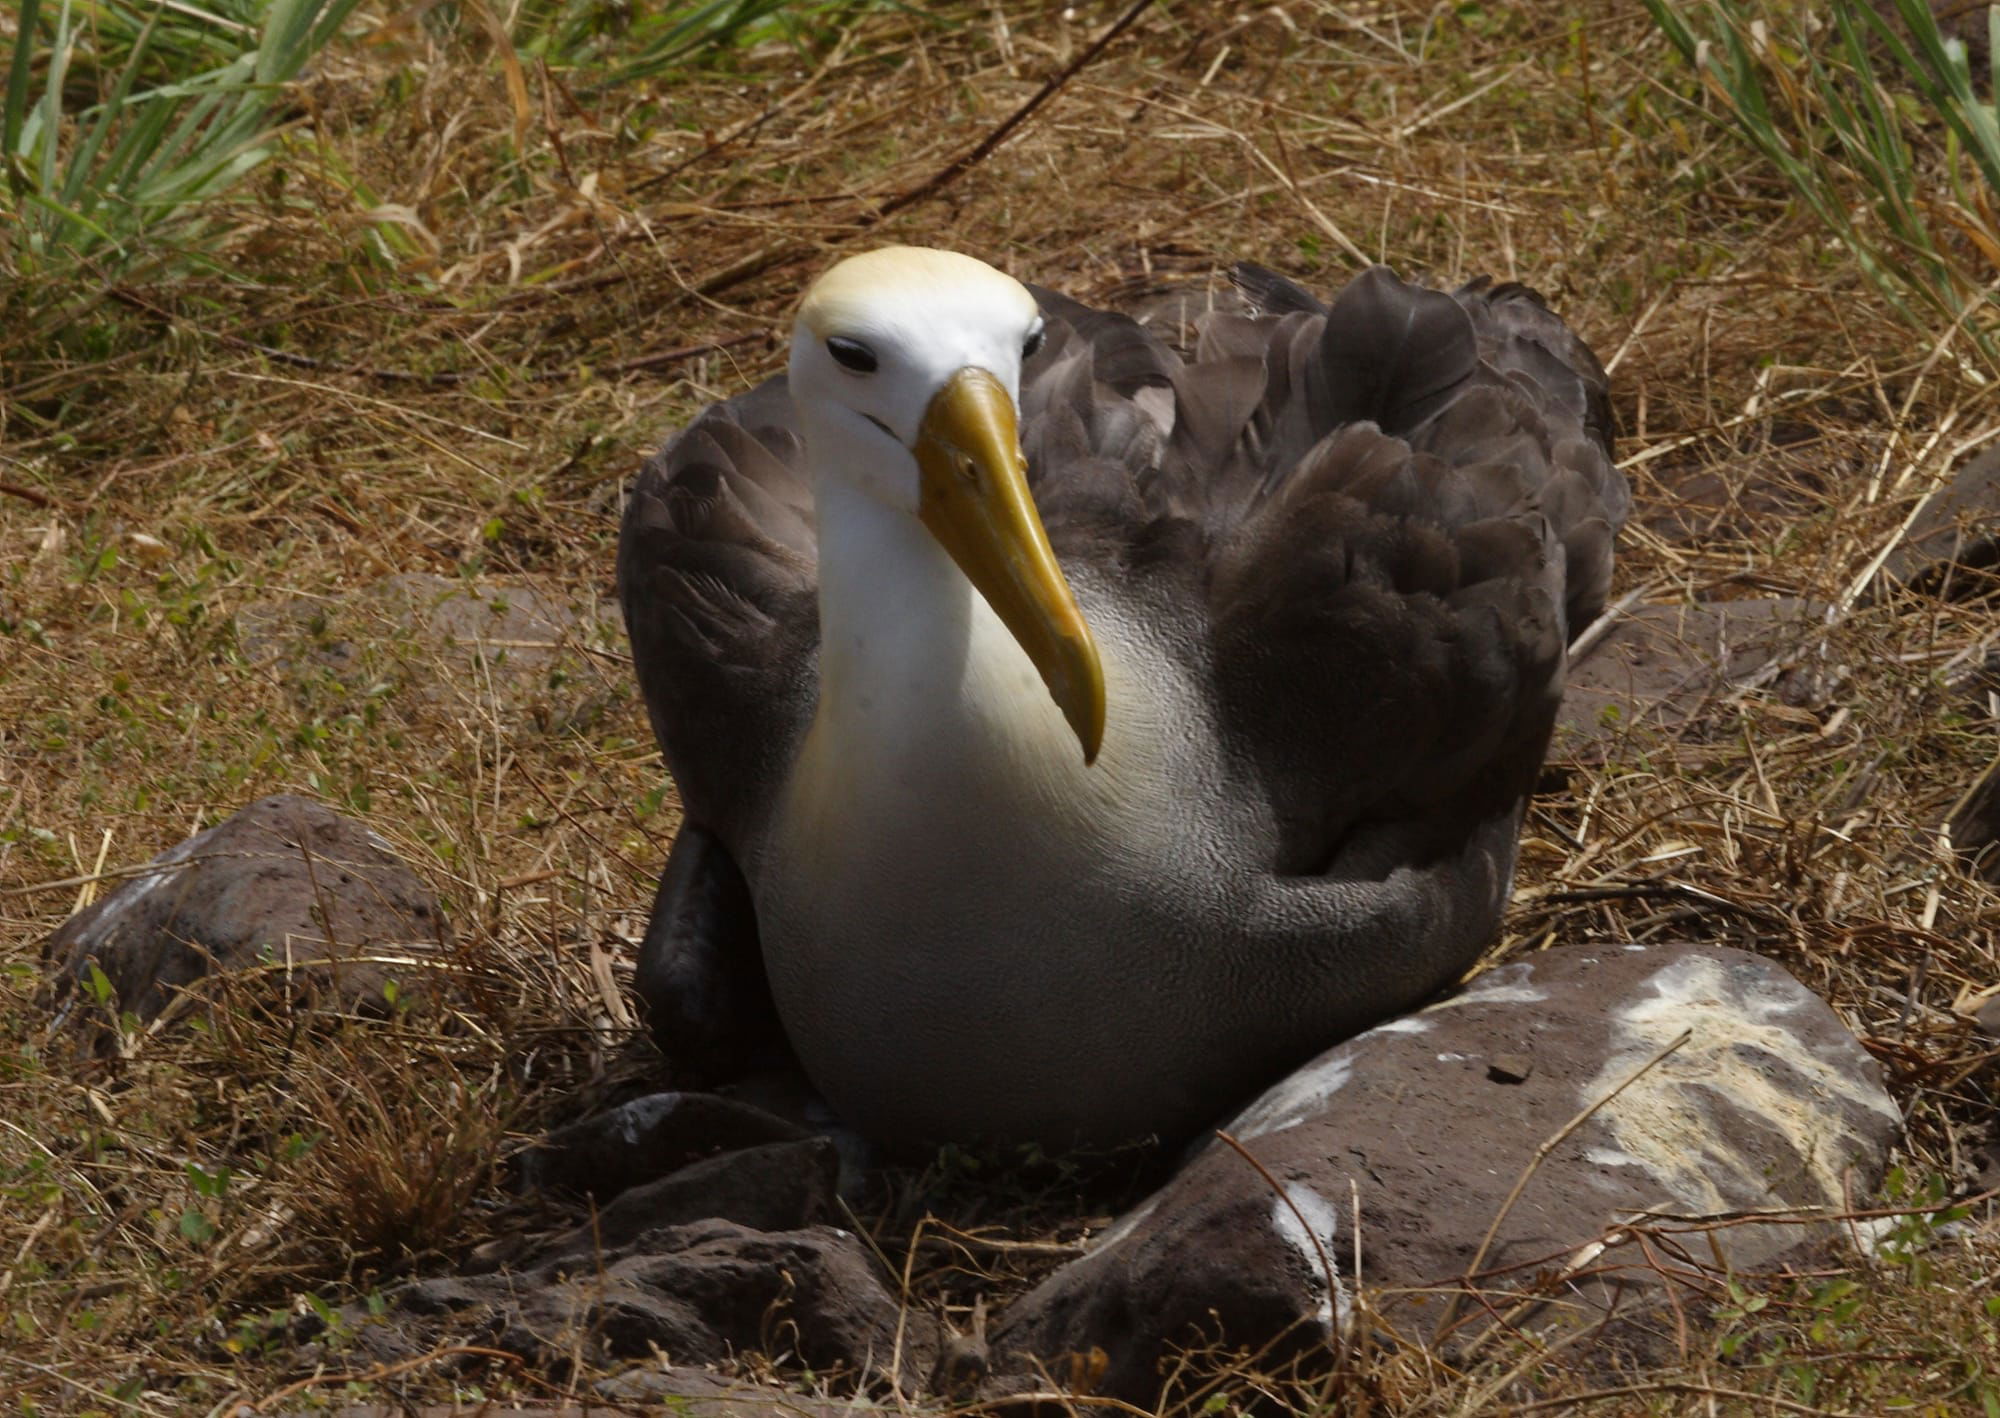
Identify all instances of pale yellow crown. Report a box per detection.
[798,246,1036,337]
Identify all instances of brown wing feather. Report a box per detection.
[1031,263,1624,876]
[617,381,819,854]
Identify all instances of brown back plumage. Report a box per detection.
[619,264,1625,874]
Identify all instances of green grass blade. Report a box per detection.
[5,0,360,276]
[126,59,256,202]
[1645,0,2000,368]
[61,9,162,207]
[255,0,312,83]
[89,111,159,223]
[35,0,76,200]
[3,0,44,168]
[95,91,184,214]
[20,185,119,247]
[1880,0,1972,106]
[307,0,365,53]
[1991,4,1999,112]
[1861,0,2000,192]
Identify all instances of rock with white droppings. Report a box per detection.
[43,795,452,1030]
[1224,1052,1353,1140]
[986,944,1898,1401]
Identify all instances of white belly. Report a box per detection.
[753,605,1256,1150]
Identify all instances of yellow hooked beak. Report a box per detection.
[914,367,1105,765]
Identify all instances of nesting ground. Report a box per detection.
[4,2,2000,1413]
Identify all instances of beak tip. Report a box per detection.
[1068,683,1106,767]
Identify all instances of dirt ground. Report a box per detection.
[4,1,1999,1412]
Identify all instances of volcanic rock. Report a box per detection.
[235,572,623,733]
[347,1217,929,1387]
[1884,445,2000,601]
[1556,598,1827,760]
[44,794,450,1028]
[988,943,1900,1402]
[472,1136,839,1275]
[515,1091,812,1202]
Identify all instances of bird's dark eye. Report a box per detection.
[1022,325,1045,361]
[827,336,877,373]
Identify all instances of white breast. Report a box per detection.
[753,583,1247,1149]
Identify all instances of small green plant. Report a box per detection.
[83,962,115,1009]
[1872,1165,1974,1284]
[1715,1275,1773,1359]
[3,0,363,293]
[1646,0,2000,369]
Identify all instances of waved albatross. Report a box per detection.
[619,246,1627,1152]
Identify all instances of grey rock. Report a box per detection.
[276,1384,872,1418]
[44,794,450,1027]
[595,1365,894,1414]
[1638,435,1844,550]
[1557,599,1826,761]
[989,943,1900,1401]
[1878,450,2000,878]
[1975,1135,2000,1197]
[515,1091,811,1202]
[351,1219,930,1387]
[1948,754,2000,883]
[235,572,623,733]
[1486,1051,1533,1083]
[1885,445,2000,601]
[474,1137,840,1273]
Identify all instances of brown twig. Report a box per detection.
[238,328,759,386]
[675,0,1160,308]
[0,479,78,513]
[100,284,757,385]
[873,0,1161,221]
[1494,1380,1871,1417]
[243,1344,528,1411]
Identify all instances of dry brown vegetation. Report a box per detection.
[3,0,1999,1412]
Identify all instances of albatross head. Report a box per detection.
[790,245,1105,764]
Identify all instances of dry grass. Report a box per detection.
[4,0,2000,1412]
